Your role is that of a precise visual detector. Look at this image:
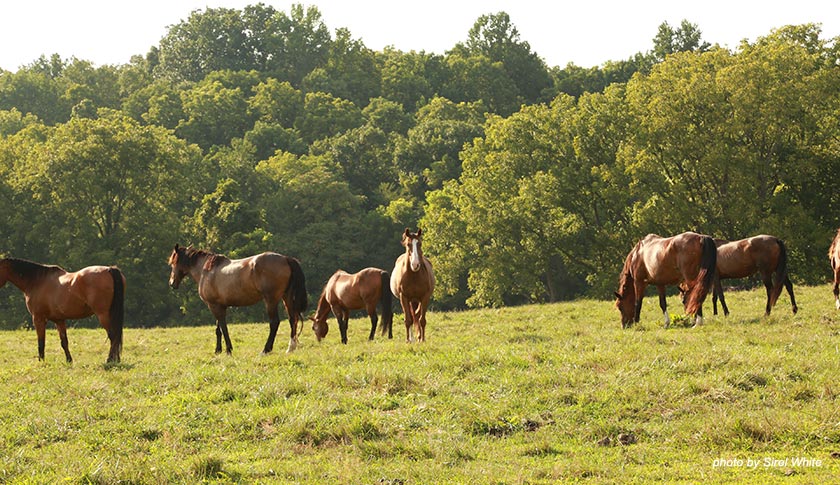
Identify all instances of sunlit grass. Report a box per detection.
[0,284,838,483]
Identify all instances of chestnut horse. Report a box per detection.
[614,232,716,328]
[0,258,124,363]
[310,268,393,344]
[168,245,307,354]
[830,228,840,309]
[710,235,797,316]
[390,228,435,342]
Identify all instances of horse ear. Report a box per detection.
[174,244,180,250]
[417,228,422,237]
[403,228,410,237]
[614,292,622,299]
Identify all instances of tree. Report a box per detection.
[176,79,254,150]
[301,28,380,107]
[295,91,363,144]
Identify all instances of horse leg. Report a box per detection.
[632,281,646,325]
[657,285,670,328]
[262,299,281,354]
[762,274,773,316]
[210,305,232,354]
[33,316,47,361]
[399,295,414,343]
[334,307,349,344]
[366,302,378,341]
[785,276,798,314]
[279,297,299,353]
[694,304,704,327]
[55,320,73,363]
[417,298,429,343]
[835,269,840,310]
[715,277,729,317]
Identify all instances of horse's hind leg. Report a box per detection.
[281,297,299,353]
[55,320,72,363]
[399,295,414,343]
[262,300,281,354]
[366,302,378,341]
[762,274,773,316]
[785,276,798,314]
[715,278,729,316]
[657,285,670,328]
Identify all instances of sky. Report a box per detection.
[1,1,837,72]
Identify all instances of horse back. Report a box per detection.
[55,266,116,319]
[328,268,384,310]
[637,232,708,285]
[202,252,291,306]
[717,235,779,279]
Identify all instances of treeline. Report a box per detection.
[0,4,837,328]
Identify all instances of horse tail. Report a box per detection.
[770,238,788,307]
[286,257,308,319]
[686,235,717,315]
[379,270,393,337]
[108,267,125,354]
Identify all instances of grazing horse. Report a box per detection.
[830,228,840,309]
[614,232,716,328]
[168,245,308,354]
[390,228,435,342]
[0,258,124,363]
[710,235,797,316]
[310,268,393,344]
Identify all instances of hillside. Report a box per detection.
[0,283,837,483]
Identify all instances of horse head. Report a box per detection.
[402,228,424,272]
[0,258,8,288]
[614,271,636,328]
[168,244,190,289]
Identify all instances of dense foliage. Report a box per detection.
[1,4,838,327]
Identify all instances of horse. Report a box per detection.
[390,228,435,342]
[0,258,124,363]
[614,232,716,328]
[829,228,840,309]
[709,235,797,316]
[168,245,308,354]
[310,268,393,344]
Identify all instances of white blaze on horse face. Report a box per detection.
[410,239,421,271]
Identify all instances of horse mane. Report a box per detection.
[2,258,62,284]
[202,253,229,271]
[616,240,642,296]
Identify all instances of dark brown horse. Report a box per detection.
[168,245,307,354]
[310,268,393,344]
[710,235,797,316]
[614,232,716,328]
[390,228,435,342]
[830,228,840,309]
[0,258,124,363]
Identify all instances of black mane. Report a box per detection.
[2,258,62,284]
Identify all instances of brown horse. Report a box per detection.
[310,268,393,344]
[390,228,435,342]
[0,258,124,363]
[168,245,307,354]
[829,228,840,309]
[614,232,716,328]
[710,235,797,316]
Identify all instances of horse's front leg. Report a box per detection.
[834,271,840,310]
[715,277,729,316]
[55,320,72,363]
[417,298,430,342]
[399,295,414,342]
[657,286,670,328]
[33,315,47,361]
[209,305,232,355]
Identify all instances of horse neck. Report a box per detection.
[313,291,331,322]
[0,260,58,293]
[187,254,210,283]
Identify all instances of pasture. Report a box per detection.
[0,284,839,484]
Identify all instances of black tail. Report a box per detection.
[286,257,308,319]
[108,267,124,360]
[686,236,717,315]
[380,271,393,338]
[770,238,788,307]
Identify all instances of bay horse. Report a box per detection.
[390,228,435,342]
[829,228,840,309]
[710,235,797,316]
[0,258,124,363]
[614,232,716,328]
[168,245,308,354]
[310,268,393,344]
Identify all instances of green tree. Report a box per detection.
[177,79,254,150]
[295,91,363,144]
[302,28,380,107]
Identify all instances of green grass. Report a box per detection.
[0,284,839,484]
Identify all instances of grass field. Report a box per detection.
[0,283,839,484]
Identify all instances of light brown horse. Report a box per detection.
[711,235,797,316]
[829,228,840,309]
[310,268,393,344]
[0,258,124,363]
[390,228,435,342]
[614,232,716,328]
[168,245,308,354]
